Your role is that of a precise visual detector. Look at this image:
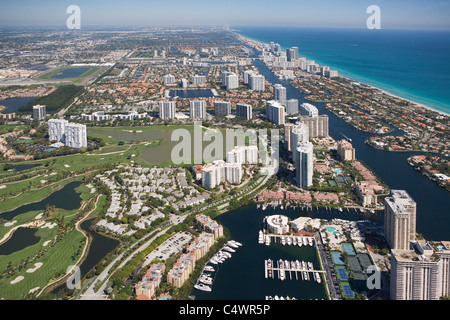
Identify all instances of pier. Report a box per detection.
[258,232,315,247]
[264,259,326,282]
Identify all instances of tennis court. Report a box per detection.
[347,256,362,273]
[341,283,355,298]
[336,266,348,281]
[331,251,345,265]
[342,242,356,256]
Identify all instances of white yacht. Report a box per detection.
[279,269,286,281]
[258,231,264,244]
[315,272,321,283]
[293,237,298,246]
[297,237,302,246]
[281,236,286,245]
[204,266,215,272]
[199,275,213,285]
[308,237,313,246]
[286,237,292,246]
[284,260,290,269]
[232,240,243,247]
[308,262,313,270]
[223,245,235,253]
[194,283,212,292]
[302,237,308,246]
[265,235,270,246]
[227,240,239,248]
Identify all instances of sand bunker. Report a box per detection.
[41,222,57,229]
[64,164,70,168]
[50,172,57,176]
[4,220,17,227]
[0,185,6,189]
[29,287,40,294]
[43,240,51,247]
[10,276,24,284]
[40,180,47,184]
[26,262,43,273]
[35,213,44,220]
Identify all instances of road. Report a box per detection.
[78,167,274,300]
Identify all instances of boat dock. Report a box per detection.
[258,232,315,247]
[264,259,325,282]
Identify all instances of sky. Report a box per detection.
[0,0,449,30]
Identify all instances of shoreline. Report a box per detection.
[233,31,450,117]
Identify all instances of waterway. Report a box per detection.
[0,97,36,113]
[0,227,40,256]
[50,67,90,79]
[0,181,83,221]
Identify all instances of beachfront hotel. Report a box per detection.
[384,190,417,251]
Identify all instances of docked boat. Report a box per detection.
[315,272,321,283]
[302,261,307,270]
[227,240,239,248]
[279,269,286,281]
[204,266,215,272]
[286,237,292,246]
[199,275,213,285]
[232,240,243,247]
[265,235,270,246]
[209,257,218,265]
[258,230,264,244]
[281,237,286,245]
[223,246,235,253]
[221,251,232,258]
[284,260,290,269]
[293,237,297,245]
[297,237,302,246]
[308,262,313,270]
[302,237,308,246]
[296,260,301,270]
[308,237,313,246]
[291,261,296,269]
[194,283,212,292]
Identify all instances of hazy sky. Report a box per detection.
[1,0,449,30]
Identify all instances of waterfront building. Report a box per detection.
[300,103,319,117]
[195,214,224,239]
[266,214,290,235]
[295,141,314,188]
[191,75,207,86]
[291,122,310,162]
[167,253,196,288]
[163,74,176,85]
[159,101,176,119]
[135,263,165,300]
[390,240,450,300]
[225,73,239,90]
[286,99,299,115]
[249,74,265,91]
[64,123,87,149]
[273,84,287,105]
[227,145,258,165]
[32,105,46,120]
[384,190,417,250]
[299,115,329,137]
[286,47,299,61]
[355,181,378,207]
[236,103,252,120]
[266,100,285,125]
[214,101,231,116]
[337,139,356,161]
[48,119,68,143]
[189,100,206,119]
[325,70,339,78]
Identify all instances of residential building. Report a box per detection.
[249,74,265,91]
[295,141,314,188]
[286,99,299,115]
[337,139,356,161]
[266,100,285,125]
[189,100,206,119]
[236,103,252,120]
[159,101,176,119]
[163,74,176,85]
[32,105,46,120]
[191,75,206,86]
[225,73,239,90]
[64,123,87,149]
[48,119,68,142]
[300,103,319,117]
[384,190,417,250]
[214,101,231,116]
[299,115,329,137]
[273,84,287,105]
[291,122,310,162]
[135,263,165,300]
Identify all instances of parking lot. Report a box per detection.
[143,231,193,267]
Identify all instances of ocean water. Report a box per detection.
[234,27,450,114]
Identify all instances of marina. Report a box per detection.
[264,259,325,282]
[258,232,315,247]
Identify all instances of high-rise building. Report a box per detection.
[214,101,231,116]
[227,146,258,165]
[32,105,46,120]
[222,71,233,85]
[300,103,319,117]
[236,103,252,120]
[249,74,265,91]
[191,75,206,86]
[201,160,243,188]
[337,139,356,161]
[286,99,299,115]
[159,101,176,119]
[48,119,68,142]
[225,73,239,90]
[163,74,176,85]
[384,190,417,251]
[180,78,188,88]
[242,70,255,84]
[266,100,285,126]
[291,123,310,162]
[286,47,299,61]
[295,141,314,188]
[64,123,87,149]
[189,100,206,119]
[325,70,339,78]
[284,123,294,151]
[273,84,287,106]
[299,115,329,137]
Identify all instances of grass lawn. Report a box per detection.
[37,66,100,83]
[0,228,85,299]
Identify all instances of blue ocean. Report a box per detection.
[235,26,450,114]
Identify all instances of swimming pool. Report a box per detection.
[325,226,336,232]
[333,169,342,175]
